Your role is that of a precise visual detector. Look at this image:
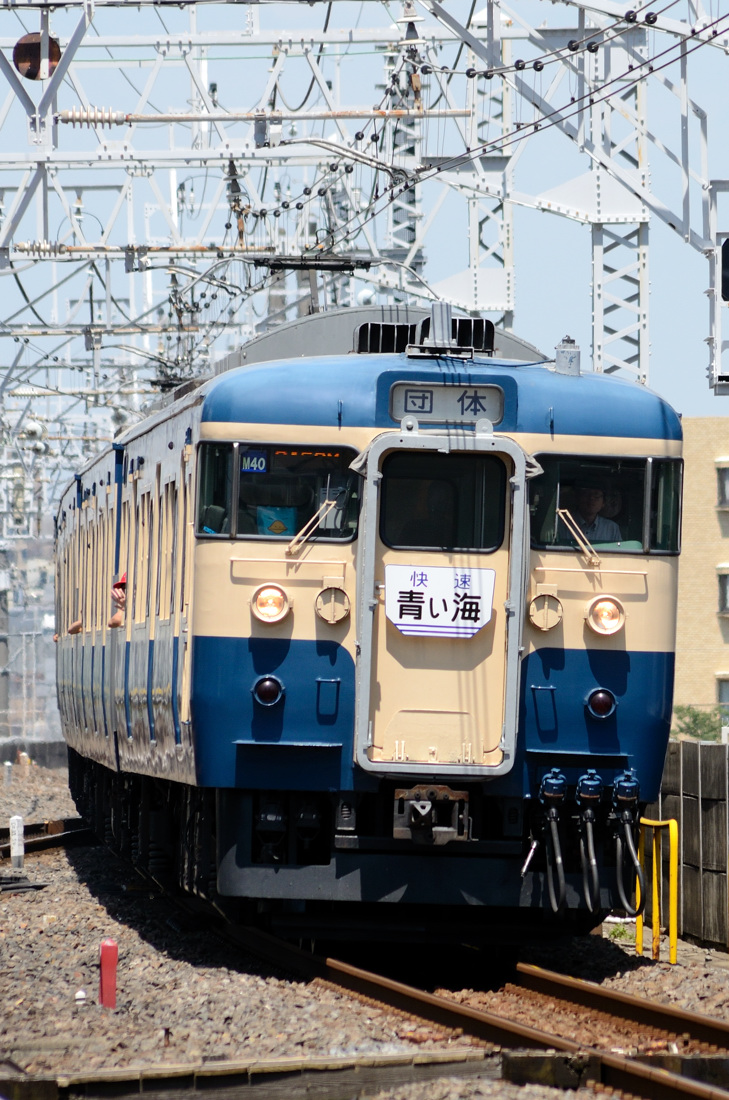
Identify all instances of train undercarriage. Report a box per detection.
[67,747,645,945]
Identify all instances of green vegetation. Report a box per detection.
[608,922,634,943]
[672,704,728,742]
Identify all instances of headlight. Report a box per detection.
[585,595,625,636]
[251,584,290,624]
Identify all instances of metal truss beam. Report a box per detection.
[0,0,724,546]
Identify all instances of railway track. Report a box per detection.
[4,823,729,1100]
[0,816,91,858]
[203,895,729,1100]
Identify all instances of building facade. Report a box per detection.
[674,417,729,710]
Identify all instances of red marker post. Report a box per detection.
[99,939,118,1008]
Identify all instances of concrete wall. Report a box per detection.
[648,740,729,947]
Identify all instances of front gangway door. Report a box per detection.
[354,423,528,779]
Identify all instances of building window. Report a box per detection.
[718,678,729,706]
[716,462,729,508]
[719,570,729,614]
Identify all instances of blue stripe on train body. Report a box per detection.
[519,648,674,803]
[190,636,363,791]
[200,354,682,441]
[190,635,673,801]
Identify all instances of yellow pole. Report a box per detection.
[652,827,661,961]
[668,818,678,965]
[637,818,679,964]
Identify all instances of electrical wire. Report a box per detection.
[273,1,332,113]
[314,8,729,254]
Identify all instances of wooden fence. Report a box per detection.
[647,739,729,947]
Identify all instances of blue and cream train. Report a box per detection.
[56,304,682,941]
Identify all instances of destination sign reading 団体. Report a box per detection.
[390,383,504,424]
[385,564,496,638]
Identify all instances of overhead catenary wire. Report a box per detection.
[310,7,729,255]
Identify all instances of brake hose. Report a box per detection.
[544,808,566,913]
[615,813,646,917]
[579,810,601,913]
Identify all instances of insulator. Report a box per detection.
[16,240,66,257]
[59,107,125,128]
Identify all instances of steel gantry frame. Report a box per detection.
[0,0,725,541]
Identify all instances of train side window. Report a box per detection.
[169,483,178,619]
[119,498,129,617]
[380,452,506,552]
[88,515,96,632]
[155,483,164,618]
[145,492,155,621]
[157,481,174,620]
[83,516,91,630]
[180,470,190,613]
[132,490,142,623]
[95,514,103,632]
[197,444,233,536]
[649,458,682,552]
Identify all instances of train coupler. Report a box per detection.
[393,784,471,845]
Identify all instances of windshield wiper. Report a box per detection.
[556,508,601,567]
[286,496,340,555]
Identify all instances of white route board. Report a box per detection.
[384,564,496,638]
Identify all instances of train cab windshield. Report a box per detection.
[380,451,507,551]
[529,455,682,553]
[196,442,360,541]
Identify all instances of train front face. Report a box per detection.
[191,355,682,935]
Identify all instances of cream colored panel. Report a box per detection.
[524,551,679,655]
[192,540,358,660]
[199,425,681,460]
[383,710,479,765]
[517,433,682,459]
[200,423,378,450]
[369,545,508,767]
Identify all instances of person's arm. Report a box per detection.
[108,583,126,628]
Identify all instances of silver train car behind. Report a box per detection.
[56,304,682,942]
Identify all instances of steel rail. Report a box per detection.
[515,962,729,1049]
[0,816,91,856]
[218,924,729,1100]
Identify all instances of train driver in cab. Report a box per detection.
[568,478,621,542]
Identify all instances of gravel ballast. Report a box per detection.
[2,760,728,1100]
